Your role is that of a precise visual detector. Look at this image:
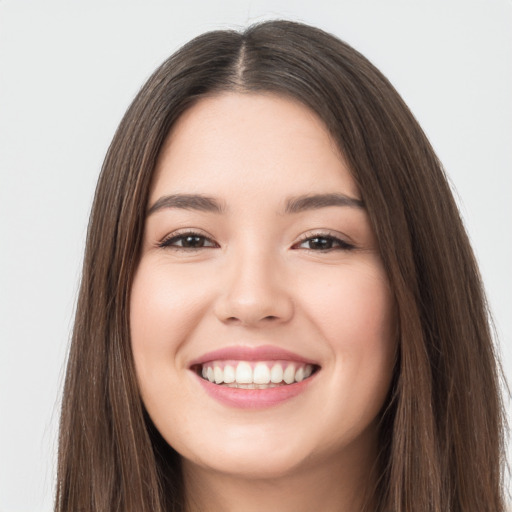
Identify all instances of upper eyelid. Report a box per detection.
[157,229,218,248]
[161,228,214,240]
[295,230,354,245]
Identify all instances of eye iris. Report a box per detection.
[182,235,205,248]
[309,237,333,250]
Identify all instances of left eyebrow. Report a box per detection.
[284,193,364,214]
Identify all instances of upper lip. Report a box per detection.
[188,345,319,367]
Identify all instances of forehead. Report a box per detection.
[150,92,359,203]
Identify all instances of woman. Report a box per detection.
[55,20,507,512]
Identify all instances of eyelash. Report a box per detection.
[158,230,355,252]
[158,231,218,250]
[292,232,355,252]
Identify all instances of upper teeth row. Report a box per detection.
[201,361,314,385]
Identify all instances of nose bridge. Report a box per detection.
[215,241,293,326]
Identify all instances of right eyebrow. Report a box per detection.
[147,194,225,216]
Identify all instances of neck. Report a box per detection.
[182,434,379,512]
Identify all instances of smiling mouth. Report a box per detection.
[192,360,319,388]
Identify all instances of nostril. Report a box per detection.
[226,314,280,325]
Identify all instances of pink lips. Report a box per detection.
[189,345,319,409]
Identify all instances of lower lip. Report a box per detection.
[194,373,316,409]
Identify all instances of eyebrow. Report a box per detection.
[147,194,225,215]
[147,192,364,216]
[284,193,364,213]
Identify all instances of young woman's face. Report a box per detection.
[130,93,396,479]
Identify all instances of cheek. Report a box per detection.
[129,260,212,430]
[300,260,395,341]
[131,260,201,350]
[297,259,396,392]
[129,260,209,388]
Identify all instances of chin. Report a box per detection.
[187,446,310,481]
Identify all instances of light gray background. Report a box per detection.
[1,1,511,510]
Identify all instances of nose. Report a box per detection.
[213,248,294,327]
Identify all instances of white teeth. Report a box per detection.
[253,363,271,384]
[235,362,253,384]
[283,364,295,384]
[270,364,284,383]
[201,361,315,386]
[223,364,235,384]
[214,366,224,384]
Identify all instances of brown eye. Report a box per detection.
[159,232,217,250]
[295,235,354,251]
[306,237,335,250]
[180,235,208,248]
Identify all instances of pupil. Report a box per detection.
[310,237,332,250]
[184,236,203,247]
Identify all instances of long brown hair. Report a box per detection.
[55,20,508,512]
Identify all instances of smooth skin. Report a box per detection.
[130,93,397,512]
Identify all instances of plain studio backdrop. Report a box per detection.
[0,1,511,510]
